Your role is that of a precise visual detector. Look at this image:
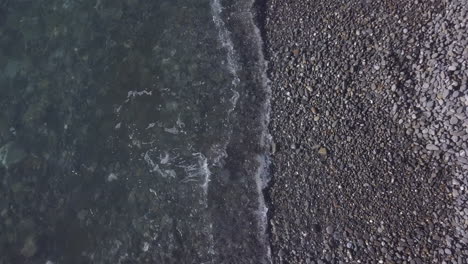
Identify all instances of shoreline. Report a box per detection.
[263,0,467,262]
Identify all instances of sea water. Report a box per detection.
[0,0,270,263]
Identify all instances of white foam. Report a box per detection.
[211,0,241,87]
[209,0,273,261]
[145,123,155,129]
[126,90,152,99]
[164,127,179,134]
[160,152,170,164]
[254,154,272,262]
[143,151,172,177]
[179,153,211,192]
[196,153,211,196]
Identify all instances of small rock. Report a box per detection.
[318,147,328,156]
[450,116,458,125]
[442,89,450,99]
[426,144,439,151]
[326,225,334,234]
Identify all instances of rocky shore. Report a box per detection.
[264,0,468,263]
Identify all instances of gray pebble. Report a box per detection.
[450,116,459,125]
[426,144,439,151]
[442,89,450,99]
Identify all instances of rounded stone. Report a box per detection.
[450,116,459,125]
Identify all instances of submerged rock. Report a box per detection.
[20,236,37,258]
[0,141,27,169]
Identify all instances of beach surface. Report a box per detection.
[263,0,468,263]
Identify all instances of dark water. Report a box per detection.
[0,0,270,263]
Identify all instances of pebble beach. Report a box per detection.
[264,0,468,263]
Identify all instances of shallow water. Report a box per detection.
[0,0,270,263]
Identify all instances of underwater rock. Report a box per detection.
[20,236,38,258]
[0,141,27,169]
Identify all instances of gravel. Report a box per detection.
[263,0,468,262]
